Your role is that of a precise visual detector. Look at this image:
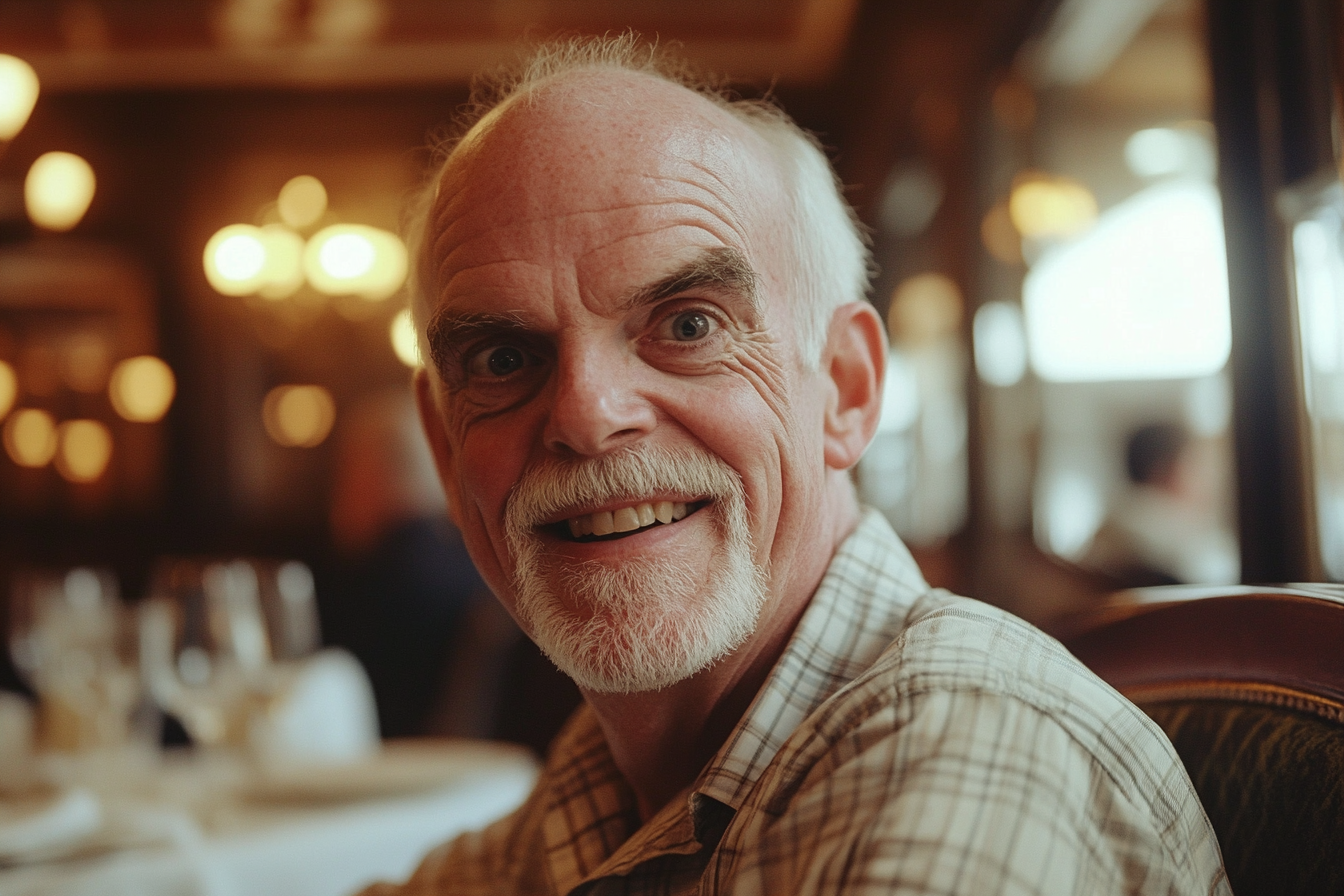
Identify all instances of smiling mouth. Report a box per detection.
[553,500,703,543]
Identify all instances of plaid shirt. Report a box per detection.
[361,509,1229,896]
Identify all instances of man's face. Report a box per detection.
[417,72,834,693]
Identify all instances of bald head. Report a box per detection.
[407,36,871,370]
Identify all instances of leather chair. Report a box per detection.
[1061,585,1344,896]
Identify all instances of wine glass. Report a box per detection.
[138,559,268,750]
[8,567,140,752]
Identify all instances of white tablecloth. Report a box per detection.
[0,740,538,896]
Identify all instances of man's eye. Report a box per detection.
[669,311,712,342]
[469,345,529,378]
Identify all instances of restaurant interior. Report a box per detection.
[0,0,1341,893]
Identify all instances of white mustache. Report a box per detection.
[503,444,744,539]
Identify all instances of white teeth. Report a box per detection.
[566,500,694,538]
[613,507,641,533]
[591,511,615,536]
[654,501,674,524]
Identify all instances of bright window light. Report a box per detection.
[1023,180,1231,382]
[877,351,920,433]
[973,301,1027,387]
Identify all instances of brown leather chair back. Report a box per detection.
[1063,586,1344,896]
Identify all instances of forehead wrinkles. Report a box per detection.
[425,94,781,299]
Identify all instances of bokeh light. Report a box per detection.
[1008,172,1097,240]
[263,385,336,448]
[304,224,407,300]
[204,224,269,296]
[25,152,96,232]
[56,419,112,483]
[0,360,16,419]
[973,301,1028,387]
[4,408,57,467]
[389,308,420,368]
[258,224,306,300]
[889,273,963,346]
[277,175,328,229]
[109,356,175,423]
[980,201,1023,265]
[0,54,39,140]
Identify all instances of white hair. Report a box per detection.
[404,33,872,371]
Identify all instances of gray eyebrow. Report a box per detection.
[423,247,761,374]
[621,246,761,313]
[425,310,528,375]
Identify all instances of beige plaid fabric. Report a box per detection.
[360,509,1229,896]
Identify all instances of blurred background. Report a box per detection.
[0,0,1340,751]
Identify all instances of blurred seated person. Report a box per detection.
[322,389,495,738]
[1082,421,1238,587]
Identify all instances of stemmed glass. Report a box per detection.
[8,567,140,752]
[138,558,320,750]
[139,559,267,750]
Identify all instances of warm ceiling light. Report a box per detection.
[258,224,305,300]
[389,308,420,368]
[0,360,16,419]
[304,224,407,300]
[56,419,112,483]
[0,54,39,141]
[263,385,335,448]
[277,175,328,229]
[204,224,269,296]
[109,355,175,423]
[4,408,57,467]
[1008,172,1098,240]
[25,152,96,232]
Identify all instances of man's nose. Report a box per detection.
[542,344,656,457]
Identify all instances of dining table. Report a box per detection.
[0,738,539,896]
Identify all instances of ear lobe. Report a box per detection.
[413,368,461,525]
[821,302,887,471]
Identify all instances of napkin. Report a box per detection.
[250,648,380,767]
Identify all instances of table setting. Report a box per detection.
[0,561,538,896]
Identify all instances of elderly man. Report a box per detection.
[364,36,1228,896]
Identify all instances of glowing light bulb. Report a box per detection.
[25,152,96,232]
[389,308,420,367]
[204,224,269,296]
[3,408,57,467]
[277,175,327,229]
[304,224,407,300]
[56,419,112,483]
[258,224,305,300]
[0,54,39,140]
[321,232,375,279]
[109,356,175,423]
[0,360,16,419]
[263,385,335,448]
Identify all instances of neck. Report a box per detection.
[583,474,861,820]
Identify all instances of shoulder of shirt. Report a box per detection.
[792,588,1192,812]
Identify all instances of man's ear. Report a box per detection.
[821,302,887,471]
[413,368,461,525]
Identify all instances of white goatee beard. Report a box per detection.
[503,444,768,694]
